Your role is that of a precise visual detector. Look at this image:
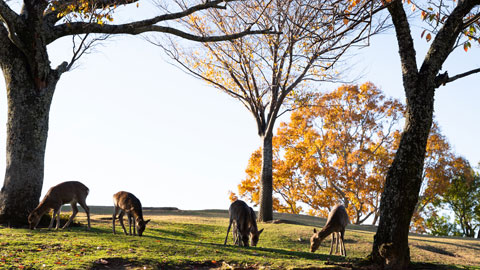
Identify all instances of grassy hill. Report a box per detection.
[0,206,478,269]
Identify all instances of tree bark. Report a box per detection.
[258,133,273,222]
[370,80,434,269]
[0,38,58,226]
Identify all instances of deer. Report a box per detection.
[224,200,264,247]
[310,204,349,256]
[28,181,91,230]
[112,191,150,236]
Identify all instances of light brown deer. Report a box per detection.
[112,191,150,236]
[28,181,91,230]
[224,200,264,247]
[310,204,349,256]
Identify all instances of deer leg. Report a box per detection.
[55,206,63,230]
[112,206,120,234]
[335,232,340,254]
[48,209,57,230]
[340,229,346,256]
[329,233,335,255]
[63,203,78,229]
[33,214,42,230]
[236,224,244,247]
[78,197,91,230]
[232,220,237,245]
[234,222,241,246]
[127,214,132,235]
[118,211,128,235]
[224,219,233,245]
[130,215,137,236]
[232,226,237,245]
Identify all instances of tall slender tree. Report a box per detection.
[0,0,270,226]
[160,0,387,221]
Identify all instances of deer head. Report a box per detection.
[250,228,264,247]
[310,228,328,252]
[136,218,151,236]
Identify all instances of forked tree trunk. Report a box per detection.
[257,133,273,222]
[371,80,435,269]
[0,43,58,226]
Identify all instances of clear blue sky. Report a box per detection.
[0,3,479,211]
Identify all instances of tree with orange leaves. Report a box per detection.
[234,82,467,230]
[410,127,473,234]
[235,82,404,224]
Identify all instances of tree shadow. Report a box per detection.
[148,227,200,239]
[413,245,456,257]
[409,237,480,252]
[89,257,158,269]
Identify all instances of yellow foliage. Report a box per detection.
[236,82,463,228]
[228,191,238,203]
[51,0,117,24]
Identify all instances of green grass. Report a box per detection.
[0,207,479,269]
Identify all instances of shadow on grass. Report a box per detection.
[149,227,200,239]
[89,257,159,270]
[142,232,347,264]
[410,262,471,270]
[409,237,480,252]
[414,245,456,257]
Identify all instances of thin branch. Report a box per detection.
[435,67,480,88]
[463,12,480,29]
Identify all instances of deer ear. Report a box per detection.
[144,219,151,225]
[313,228,317,233]
[258,228,264,235]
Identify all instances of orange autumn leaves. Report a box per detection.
[49,0,118,24]
[232,83,467,228]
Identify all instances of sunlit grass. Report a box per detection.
[0,207,479,269]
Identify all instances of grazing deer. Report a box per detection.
[112,191,150,236]
[224,200,264,247]
[310,204,349,256]
[28,181,91,230]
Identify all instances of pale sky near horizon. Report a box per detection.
[0,2,479,212]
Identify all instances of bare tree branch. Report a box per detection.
[435,67,480,88]
[48,0,274,43]
[52,23,273,44]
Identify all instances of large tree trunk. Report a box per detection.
[369,0,477,267]
[257,133,273,222]
[370,79,435,269]
[0,42,57,226]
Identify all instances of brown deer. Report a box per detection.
[310,204,349,256]
[224,200,264,247]
[112,191,150,236]
[28,181,91,230]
